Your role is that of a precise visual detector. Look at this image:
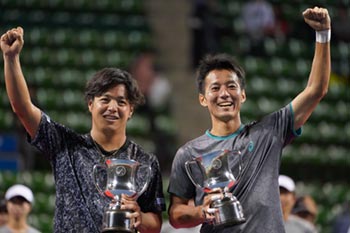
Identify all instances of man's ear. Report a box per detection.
[199,93,207,107]
[241,90,246,104]
[88,99,93,113]
[128,106,134,120]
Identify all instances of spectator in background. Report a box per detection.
[0,198,8,227]
[189,0,223,68]
[293,195,318,226]
[332,201,350,233]
[241,0,275,55]
[129,51,175,173]
[0,184,41,233]
[332,5,350,42]
[272,5,290,42]
[129,51,171,111]
[279,175,296,223]
[279,175,318,233]
[291,195,319,233]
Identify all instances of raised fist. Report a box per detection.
[0,26,24,57]
[303,7,331,31]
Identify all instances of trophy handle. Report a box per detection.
[233,150,243,181]
[185,160,203,190]
[136,165,152,198]
[223,149,244,193]
[93,164,107,196]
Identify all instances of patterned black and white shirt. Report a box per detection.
[29,113,166,233]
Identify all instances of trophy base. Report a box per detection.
[214,217,246,228]
[102,209,134,233]
[103,228,133,233]
[212,196,246,228]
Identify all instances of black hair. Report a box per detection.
[0,198,7,213]
[196,53,246,94]
[84,67,145,107]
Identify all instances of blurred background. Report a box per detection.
[0,0,349,232]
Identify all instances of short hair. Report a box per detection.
[84,67,145,107]
[0,198,7,213]
[196,54,246,94]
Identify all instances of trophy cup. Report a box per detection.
[185,149,245,227]
[93,158,151,232]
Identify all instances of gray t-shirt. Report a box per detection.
[0,225,41,233]
[285,215,318,233]
[168,104,301,233]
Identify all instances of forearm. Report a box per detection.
[292,40,331,129]
[4,54,41,137]
[138,212,162,233]
[4,54,33,115]
[306,40,331,98]
[169,203,204,228]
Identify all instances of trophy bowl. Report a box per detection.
[93,158,151,233]
[185,149,245,227]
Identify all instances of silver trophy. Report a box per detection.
[185,149,245,227]
[93,158,151,232]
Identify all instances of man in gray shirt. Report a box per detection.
[168,6,331,233]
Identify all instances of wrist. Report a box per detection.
[3,53,20,60]
[316,29,331,43]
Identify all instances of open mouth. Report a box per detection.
[218,102,234,107]
[103,115,119,121]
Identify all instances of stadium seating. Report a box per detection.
[0,0,348,232]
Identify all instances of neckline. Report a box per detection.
[89,135,130,161]
[93,141,119,157]
[206,124,245,140]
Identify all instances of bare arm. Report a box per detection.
[168,195,204,228]
[1,27,41,139]
[168,190,222,228]
[292,7,331,130]
[137,212,162,233]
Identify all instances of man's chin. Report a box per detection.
[101,125,119,133]
[217,114,235,122]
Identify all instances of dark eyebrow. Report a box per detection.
[102,94,127,101]
[227,80,239,85]
[209,82,220,86]
[209,79,237,86]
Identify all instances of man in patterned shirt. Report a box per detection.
[1,27,165,232]
[168,6,331,233]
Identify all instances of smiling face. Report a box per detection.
[199,69,246,124]
[88,84,133,134]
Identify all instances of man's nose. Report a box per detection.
[219,87,229,97]
[108,100,118,110]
